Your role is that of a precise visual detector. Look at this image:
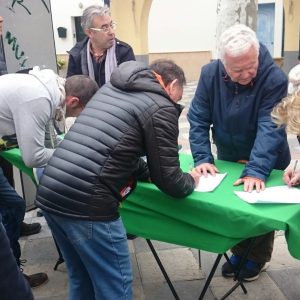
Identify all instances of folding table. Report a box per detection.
[120,153,300,299]
[2,149,300,299]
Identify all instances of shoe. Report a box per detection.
[238,260,269,282]
[23,272,48,288]
[221,255,241,277]
[126,233,137,240]
[20,222,41,237]
[36,210,44,217]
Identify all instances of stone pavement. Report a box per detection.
[21,81,300,299]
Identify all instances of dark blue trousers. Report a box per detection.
[0,219,33,300]
[0,166,25,265]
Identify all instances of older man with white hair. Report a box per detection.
[188,24,290,281]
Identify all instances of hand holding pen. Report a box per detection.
[283,160,300,187]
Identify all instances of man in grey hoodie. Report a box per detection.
[0,67,98,288]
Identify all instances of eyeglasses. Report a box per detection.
[90,22,117,33]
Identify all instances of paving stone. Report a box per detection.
[142,280,214,300]
[136,248,204,283]
[268,268,300,300]
[133,238,185,254]
[270,235,300,270]
[211,273,287,300]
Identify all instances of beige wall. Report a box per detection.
[149,51,212,81]
[283,0,300,51]
[111,0,152,56]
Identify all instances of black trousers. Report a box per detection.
[232,231,274,263]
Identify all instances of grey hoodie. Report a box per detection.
[0,68,62,167]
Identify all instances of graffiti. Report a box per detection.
[8,0,50,15]
[5,31,28,67]
[40,0,50,13]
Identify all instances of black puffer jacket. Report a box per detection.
[36,61,195,221]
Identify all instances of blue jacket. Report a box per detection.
[188,43,290,181]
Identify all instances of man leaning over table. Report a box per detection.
[36,59,200,300]
[0,68,98,288]
[188,24,290,282]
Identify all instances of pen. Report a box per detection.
[292,160,298,177]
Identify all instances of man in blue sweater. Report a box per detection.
[188,24,290,281]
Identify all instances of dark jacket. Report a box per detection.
[188,43,290,181]
[36,61,195,221]
[66,37,135,87]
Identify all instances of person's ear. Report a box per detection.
[169,79,178,93]
[66,96,81,108]
[84,28,92,38]
[165,79,178,98]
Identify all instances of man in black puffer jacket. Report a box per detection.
[36,59,199,300]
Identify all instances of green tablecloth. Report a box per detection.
[121,154,300,259]
[0,148,35,182]
[1,149,300,259]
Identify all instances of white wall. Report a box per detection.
[51,0,283,57]
[148,0,283,57]
[50,0,104,54]
[148,0,217,53]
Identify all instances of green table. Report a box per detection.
[1,149,300,259]
[121,153,300,260]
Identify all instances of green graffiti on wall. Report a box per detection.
[5,31,28,67]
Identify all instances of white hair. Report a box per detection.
[288,64,300,95]
[219,24,260,62]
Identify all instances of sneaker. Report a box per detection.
[221,255,241,277]
[23,272,48,288]
[20,222,41,237]
[238,260,269,282]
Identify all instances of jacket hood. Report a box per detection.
[110,61,168,97]
[256,43,274,77]
[29,67,62,114]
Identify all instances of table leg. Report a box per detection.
[146,239,180,300]
[220,238,257,299]
[198,253,222,300]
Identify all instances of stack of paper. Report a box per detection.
[195,173,227,192]
[234,186,300,204]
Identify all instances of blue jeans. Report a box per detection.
[0,167,25,265]
[43,211,132,300]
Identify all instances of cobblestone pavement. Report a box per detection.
[22,81,300,300]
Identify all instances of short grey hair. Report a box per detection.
[81,5,110,30]
[65,75,99,106]
[219,24,260,63]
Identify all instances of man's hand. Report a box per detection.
[283,169,300,187]
[234,176,265,193]
[195,163,219,177]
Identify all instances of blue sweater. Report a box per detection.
[188,43,290,180]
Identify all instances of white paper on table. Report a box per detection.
[234,186,300,204]
[194,173,227,192]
